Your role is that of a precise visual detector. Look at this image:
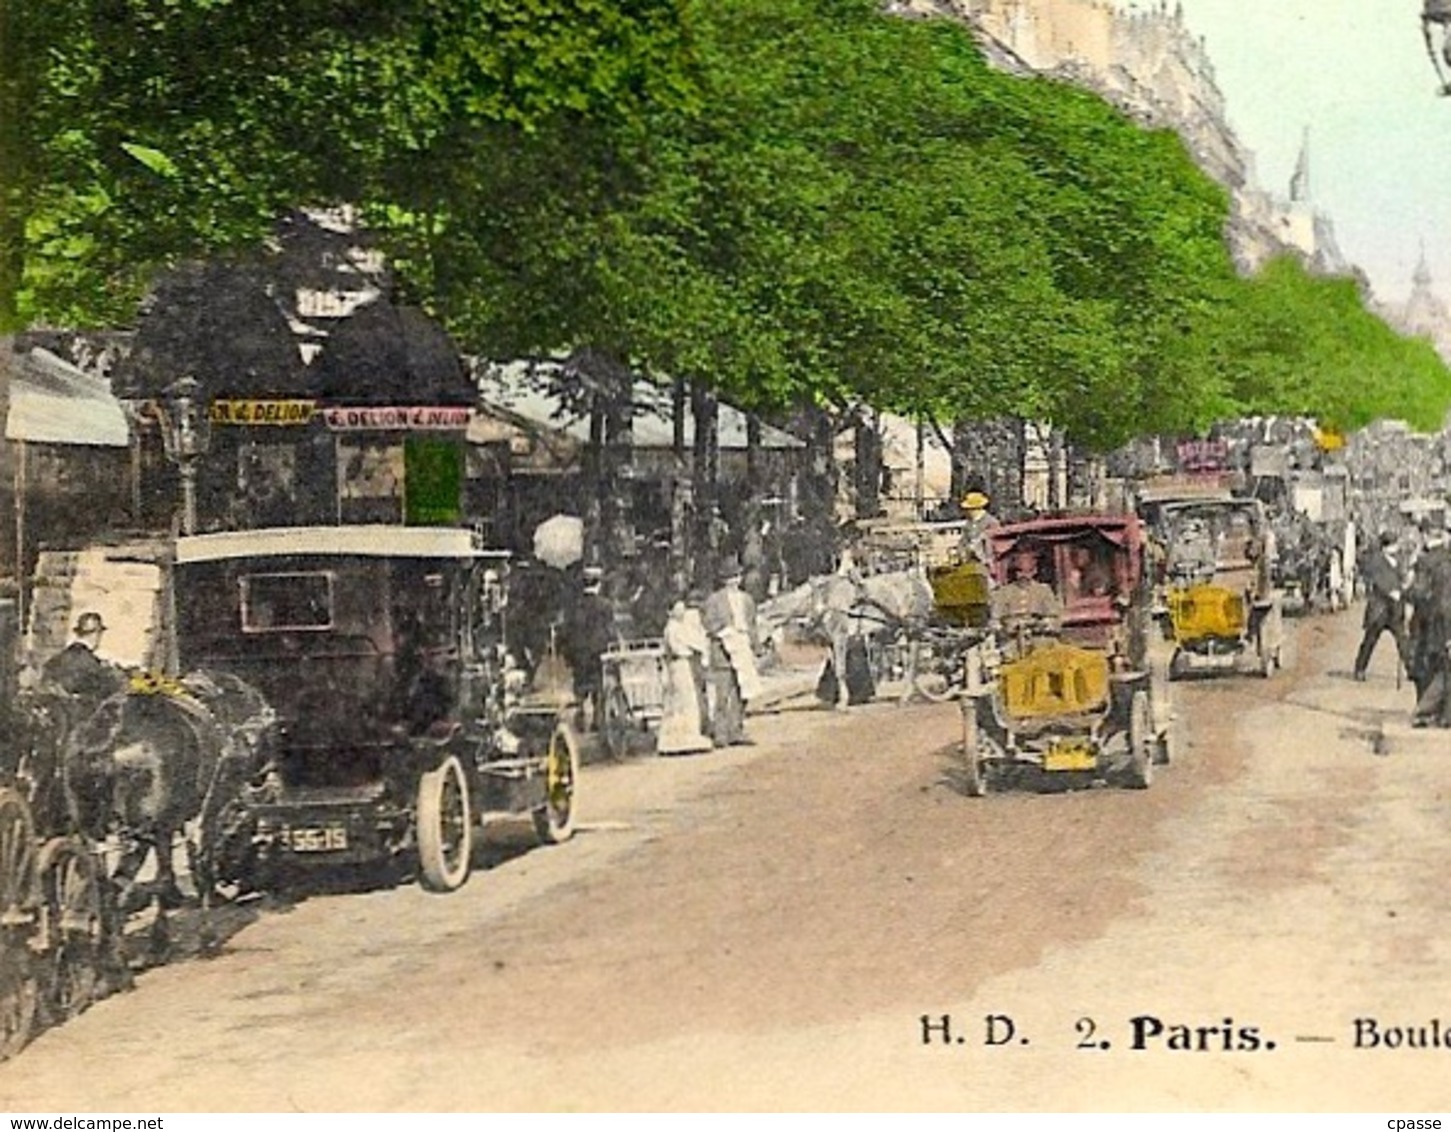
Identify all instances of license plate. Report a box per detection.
[1043,743,1097,772]
[286,826,349,852]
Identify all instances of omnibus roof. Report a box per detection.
[175,526,504,564]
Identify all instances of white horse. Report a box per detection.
[760,569,936,708]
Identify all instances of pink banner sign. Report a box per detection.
[321,406,473,431]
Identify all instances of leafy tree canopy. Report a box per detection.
[3,0,1448,444]
[0,0,698,327]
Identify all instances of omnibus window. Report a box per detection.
[241,572,335,632]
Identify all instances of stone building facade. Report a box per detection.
[892,0,1349,277]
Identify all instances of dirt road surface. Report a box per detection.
[3,610,1449,1111]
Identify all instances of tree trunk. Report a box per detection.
[914,415,926,520]
[585,394,604,563]
[572,348,634,569]
[743,414,765,600]
[601,359,632,566]
[672,375,686,458]
[1047,425,1064,511]
[853,411,881,520]
[956,417,1026,518]
[690,381,719,588]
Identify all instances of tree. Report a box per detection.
[0,0,698,330]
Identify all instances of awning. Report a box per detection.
[4,347,130,447]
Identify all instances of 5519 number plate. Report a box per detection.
[286,826,348,852]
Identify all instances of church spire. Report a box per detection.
[1414,240,1433,289]
[1289,126,1310,202]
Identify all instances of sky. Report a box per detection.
[1117,0,1449,305]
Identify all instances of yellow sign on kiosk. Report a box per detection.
[209,399,316,425]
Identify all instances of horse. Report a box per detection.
[58,669,275,960]
[760,568,937,708]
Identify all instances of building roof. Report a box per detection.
[474,360,804,451]
[4,346,130,447]
[176,525,505,563]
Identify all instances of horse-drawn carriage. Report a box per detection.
[1153,497,1284,679]
[832,519,989,701]
[1,551,278,1062]
[0,648,117,1059]
[957,514,1174,795]
[0,524,581,1061]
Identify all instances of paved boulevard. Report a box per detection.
[2,608,1449,1111]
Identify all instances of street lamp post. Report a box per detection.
[1423,0,1451,94]
[157,376,211,536]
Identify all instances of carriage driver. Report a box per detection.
[958,490,999,566]
[991,548,1063,640]
[42,610,127,702]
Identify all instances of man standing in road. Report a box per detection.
[1407,520,1451,726]
[562,565,616,728]
[702,556,762,746]
[1353,530,1407,682]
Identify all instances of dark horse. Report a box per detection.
[58,670,275,959]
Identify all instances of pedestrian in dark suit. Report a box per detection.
[1407,525,1451,725]
[1353,531,1406,681]
[563,566,616,727]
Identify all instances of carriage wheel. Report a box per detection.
[1124,690,1154,790]
[0,789,37,925]
[37,838,104,1021]
[600,684,634,760]
[912,643,958,703]
[960,700,990,798]
[417,756,473,894]
[532,721,580,846]
[1156,704,1180,767]
[0,789,39,1061]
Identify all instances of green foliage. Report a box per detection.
[4,0,1448,443]
[0,0,698,328]
[1203,258,1451,433]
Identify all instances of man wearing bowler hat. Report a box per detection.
[1353,529,1407,682]
[702,555,762,746]
[43,610,126,703]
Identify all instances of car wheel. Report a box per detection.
[417,755,473,893]
[1124,690,1153,790]
[961,700,990,797]
[913,644,958,703]
[532,721,581,845]
[600,683,634,759]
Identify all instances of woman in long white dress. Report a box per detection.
[657,599,712,755]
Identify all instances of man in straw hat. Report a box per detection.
[702,555,762,746]
[958,488,999,566]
